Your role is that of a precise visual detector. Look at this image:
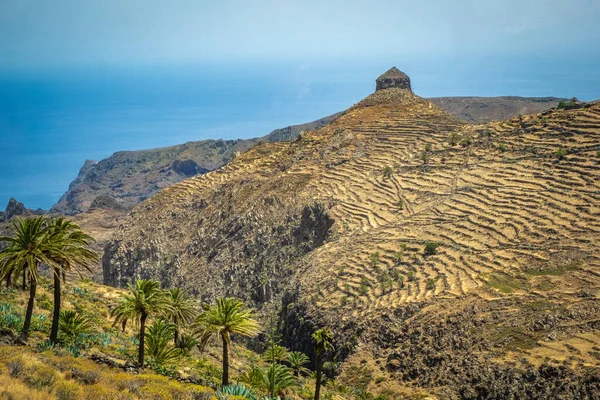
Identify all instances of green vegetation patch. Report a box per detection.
[484,272,530,294]
[489,326,538,351]
[523,262,579,277]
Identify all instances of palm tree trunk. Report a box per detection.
[221,334,229,386]
[49,270,61,344]
[20,277,37,342]
[314,352,322,400]
[174,328,179,347]
[22,268,26,290]
[138,312,147,366]
[5,268,13,288]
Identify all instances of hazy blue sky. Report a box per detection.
[1,0,599,69]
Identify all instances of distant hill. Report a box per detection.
[430,96,563,123]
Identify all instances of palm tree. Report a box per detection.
[162,287,197,345]
[110,279,169,366]
[263,344,289,364]
[0,217,56,342]
[46,218,98,344]
[58,310,92,344]
[287,351,310,377]
[194,297,260,386]
[312,327,334,400]
[261,363,295,398]
[145,320,182,366]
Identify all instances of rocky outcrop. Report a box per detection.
[0,198,40,222]
[88,195,127,212]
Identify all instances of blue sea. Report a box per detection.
[1,57,599,210]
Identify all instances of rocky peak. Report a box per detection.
[0,198,34,222]
[376,67,412,92]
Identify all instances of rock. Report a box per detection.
[171,159,208,177]
[376,67,412,92]
[0,198,35,222]
[88,195,127,212]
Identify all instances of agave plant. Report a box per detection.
[58,310,92,344]
[216,384,257,400]
[145,320,182,366]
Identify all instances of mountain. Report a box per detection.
[50,95,560,217]
[102,68,600,398]
[49,114,341,216]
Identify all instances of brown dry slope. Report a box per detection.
[104,70,600,398]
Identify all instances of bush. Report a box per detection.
[557,98,577,109]
[0,303,23,331]
[448,132,459,146]
[382,166,394,179]
[59,310,92,344]
[23,364,58,390]
[395,199,403,210]
[498,143,507,152]
[554,148,567,160]
[426,279,437,291]
[7,358,25,378]
[54,380,82,400]
[423,241,441,256]
[70,368,101,385]
[37,340,55,353]
[369,252,380,267]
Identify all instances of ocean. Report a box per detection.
[1,58,599,210]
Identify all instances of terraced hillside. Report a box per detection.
[104,74,600,398]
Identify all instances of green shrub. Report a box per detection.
[460,136,472,147]
[382,166,394,179]
[392,251,403,264]
[423,241,441,256]
[395,199,404,210]
[59,310,92,344]
[448,132,459,146]
[23,364,58,390]
[498,143,507,152]
[426,279,437,291]
[554,148,567,159]
[369,252,380,267]
[37,340,55,353]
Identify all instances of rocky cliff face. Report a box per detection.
[101,68,600,397]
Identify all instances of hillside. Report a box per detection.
[429,96,563,123]
[49,96,560,217]
[0,278,342,400]
[103,69,600,398]
[49,114,340,216]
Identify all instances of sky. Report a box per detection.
[1,0,600,69]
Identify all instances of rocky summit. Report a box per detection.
[102,68,600,398]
